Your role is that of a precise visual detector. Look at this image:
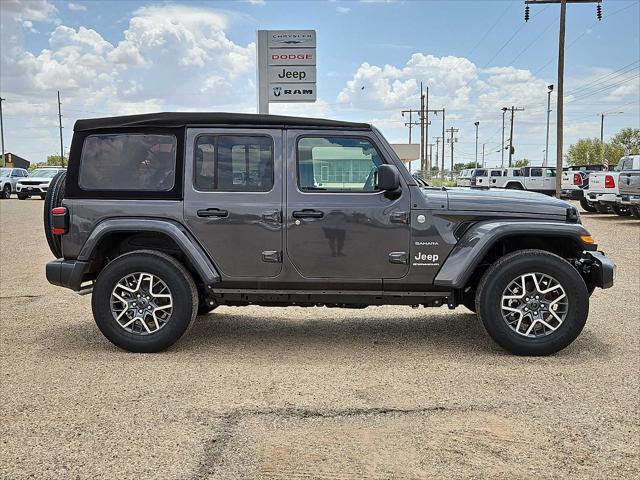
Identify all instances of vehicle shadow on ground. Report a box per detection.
[47,308,611,360]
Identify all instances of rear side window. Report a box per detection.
[194,135,273,191]
[80,134,176,191]
[530,168,542,177]
[297,136,383,192]
[491,170,502,177]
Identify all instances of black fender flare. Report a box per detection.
[78,218,220,286]
[433,220,591,289]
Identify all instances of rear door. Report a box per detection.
[184,128,283,279]
[285,130,411,280]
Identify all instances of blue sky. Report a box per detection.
[1,0,639,168]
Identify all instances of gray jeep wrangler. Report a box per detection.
[44,113,615,355]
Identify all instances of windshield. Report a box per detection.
[30,169,60,178]
[0,168,10,178]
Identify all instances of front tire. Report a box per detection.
[1,184,11,199]
[17,193,29,200]
[579,198,597,212]
[476,249,588,356]
[91,250,198,353]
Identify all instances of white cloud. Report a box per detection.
[337,6,351,14]
[67,2,87,11]
[1,0,58,22]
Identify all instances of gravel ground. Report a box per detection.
[1,198,638,479]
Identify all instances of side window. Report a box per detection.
[80,134,176,191]
[491,170,502,177]
[297,136,383,192]
[194,135,273,192]
[544,168,556,177]
[530,168,542,177]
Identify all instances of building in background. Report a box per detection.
[2,153,30,170]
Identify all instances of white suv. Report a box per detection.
[16,167,66,200]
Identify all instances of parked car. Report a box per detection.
[16,167,67,200]
[498,167,557,194]
[0,167,29,199]
[44,112,614,355]
[475,168,506,187]
[616,163,640,219]
[456,169,473,186]
[560,164,604,212]
[587,155,640,215]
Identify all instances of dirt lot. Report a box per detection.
[1,198,638,479]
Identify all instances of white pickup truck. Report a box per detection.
[560,164,604,212]
[587,155,640,215]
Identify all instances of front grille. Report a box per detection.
[20,181,46,186]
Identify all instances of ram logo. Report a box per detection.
[272,86,282,97]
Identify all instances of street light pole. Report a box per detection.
[501,107,508,168]
[544,84,553,167]
[0,97,5,167]
[474,121,480,168]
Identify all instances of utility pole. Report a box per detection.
[525,0,603,196]
[428,143,433,176]
[446,127,459,180]
[506,106,525,167]
[482,143,486,168]
[424,86,429,172]
[474,121,480,168]
[420,82,425,174]
[401,109,420,144]
[501,107,508,168]
[600,111,624,163]
[544,84,554,167]
[57,91,65,167]
[0,97,5,167]
[433,136,441,179]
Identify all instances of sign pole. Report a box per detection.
[257,30,269,114]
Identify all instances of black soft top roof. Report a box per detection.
[74,112,371,132]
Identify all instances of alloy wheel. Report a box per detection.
[110,272,173,335]
[501,272,568,338]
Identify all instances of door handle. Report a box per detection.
[197,208,228,218]
[292,209,324,219]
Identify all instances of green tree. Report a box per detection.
[453,162,466,172]
[513,159,530,168]
[610,128,640,156]
[566,138,624,166]
[46,154,67,166]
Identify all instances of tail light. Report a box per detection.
[51,206,68,235]
[573,173,583,186]
[604,175,615,189]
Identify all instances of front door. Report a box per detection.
[184,128,283,279]
[285,130,411,280]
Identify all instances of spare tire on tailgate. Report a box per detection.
[43,171,66,258]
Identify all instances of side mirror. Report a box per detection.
[377,164,401,191]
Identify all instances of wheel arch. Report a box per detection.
[434,220,593,291]
[78,218,220,288]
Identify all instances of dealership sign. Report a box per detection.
[257,30,317,112]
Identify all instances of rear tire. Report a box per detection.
[17,193,29,200]
[1,184,11,199]
[476,249,588,356]
[579,198,597,212]
[612,205,632,216]
[632,206,640,219]
[91,250,198,353]
[43,171,66,258]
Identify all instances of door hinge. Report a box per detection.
[262,250,282,263]
[389,252,408,264]
[390,211,409,224]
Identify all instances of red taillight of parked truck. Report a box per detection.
[51,207,68,235]
[604,175,615,189]
[573,173,583,186]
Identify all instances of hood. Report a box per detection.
[19,176,55,182]
[444,187,573,217]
